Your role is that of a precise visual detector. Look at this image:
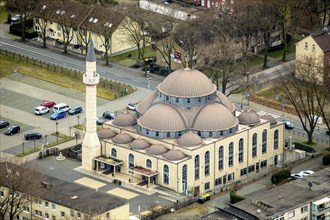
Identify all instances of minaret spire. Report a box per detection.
[86,39,96,62]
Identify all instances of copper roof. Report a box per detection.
[164,150,186,161]
[138,103,187,131]
[312,31,330,52]
[192,103,238,131]
[113,113,137,127]
[261,115,277,126]
[130,139,151,150]
[216,91,236,112]
[146,144,168,155]
[112,133,134,144]
[136,91,158,114]
[177,132,203,146]
[158,68,217,97]
[238,110,260,126]
[97,129,117,139]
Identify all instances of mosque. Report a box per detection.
[82,40,284,196]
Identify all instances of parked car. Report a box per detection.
[291,173,304,180]
[197,193,211,204]
[96,117,105,125]
[103,111,115,120]
[53,103,70,112]
[35,106,50,115]
[11,14,21,23]
[300,170,315,176]
[68,106,83,115]
[0,120,10,129]
[283,120,294,129]
[41,100,56,108]
[5,125,20,135]
[24,131,42,140]
[127,103,136,111]
[50,110,66,120]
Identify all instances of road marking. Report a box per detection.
[132,79,141,83]
[113,74,124,78]
[257,111,281,119]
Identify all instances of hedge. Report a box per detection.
[271,169,291,184]
[229,190,246,204]
[294,142,315,153]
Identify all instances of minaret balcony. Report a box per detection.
[83,73,99,85]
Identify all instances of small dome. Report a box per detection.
[138,104,187,131]
[177,132,203,147]
[97,129,117,139]
[113,113,137,127]
[146,144,168,155]
[216,91,235,112]
[136,91,158,115]
[261,115,277,126]
[158,68,216,98]
[130,139,151,150]
[164,150,185,161]
[192,103,238,131]
[112,133,134,144]
[238,110,260,126]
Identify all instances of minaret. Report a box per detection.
[82,40,100,171]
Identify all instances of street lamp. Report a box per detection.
[55,122,59,142]
[275,95,285,116]
[147,71,151,89]
[77,115,80,126]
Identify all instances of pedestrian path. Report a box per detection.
[256,110,281,119]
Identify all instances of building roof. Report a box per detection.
[97,128,117,139]
[136,91,159,115]
[215,91,236,113]
[231,168,330,219]
[164,150,186,161]
[311,31,330,53]
[146,144,168,155]
[177,132,203,146]
[113,113,137,127]
[42,175,127,215]
[112,133,134,144]
[260,115,277,126]
[158,68,217,98]
[86,39,96,62]
[238,109,260,126]
[130,139,151,150]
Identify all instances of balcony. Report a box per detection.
[83,73,99,85]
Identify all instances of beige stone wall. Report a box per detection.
[93,203,129,220]
[283,203,310,220]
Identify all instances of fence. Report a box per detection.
[0,48,136,99]
[287,129,330,146]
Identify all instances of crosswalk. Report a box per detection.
[257,111,281,119]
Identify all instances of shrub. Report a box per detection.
[271,169,291,184]
[294,142,315,153]
[229,190,245,204]
[323,154,330,165]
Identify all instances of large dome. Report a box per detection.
[192,103,238,131]
[138,103,187,131]
[113,113,137,127]
[158,68,216,98]
[238,110,260,126]
[177,132,203,146]
[216,91,235,112]
[136,91,158,115]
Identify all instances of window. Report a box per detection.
[45,201,49,208]
[261,160,267,168]
[218,146,224,170]
[106,212,110,218]
[166,96,169,101]
[304,42,308,50]
[52,204,56,210]
[228,142,234,167]
[163,164,169,184]
[182,164,187,192]
[167,132,170,137]
[228,172,234,181]
[209,131,212,137]
[187,98,191,104]
[146,129,149,135]
[146,159,152,168]
[240,168,247,176]
[239,138,244,163]
[35,199,42,205]
[23,206,30,213]
[156,131,159,137]
[274,130,279,150]
[312,44,315,51]
[61,211,65,218]
[288,210,295,218]
[57,24,61,31]
[111,148,117,157]
[70,210,74,217]
[204,151,210,176]
[194,155,200,180]
[204,182,210,190]
[45,213,49,219]
[252,133,257,157]
[301,205,308,213]
[52,215,56,220]
[176,97,179,103]
[215,177,222,186]
[248,165,255,173]
[178,131,182,137]
[197,131,201,136]
[128,154,134,168]
[35,210,42,217]
[301,218,308,220]
[262,129,267,154]
[77,212,81,218]
[198,97,201,102]
[220,131,223,136]
[223,175,226,184]
[0,191,3,197]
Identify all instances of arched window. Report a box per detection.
[146,159,152,168]
[182,165,187,193]
[228,142,234,167]
[252,133,257,157]
[218,146,224,170]
[209,132,212,137]
[163,164,169,185]
[194,155,200,180]
[167,132,170,138]
[128,154,134,168]
[111,148,117,157]
[156,131,159,137]
[274,129,279,149]
[197,131,201,136]
[262,129,267,154]
[205,151,210,176]
[239,138,244,163]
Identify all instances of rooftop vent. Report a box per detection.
[71,195,78,200]
[41,181,52,189]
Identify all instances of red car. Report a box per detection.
[40,100,56,108]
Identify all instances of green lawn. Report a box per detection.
[268,39,297,59]
[0,4,8,23]
[111,46,156,63]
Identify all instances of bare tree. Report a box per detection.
[33,1,54,48]
[277,56,328,143]
[5,0,40,41]
[0,158,46,220]
[298,0,330,26]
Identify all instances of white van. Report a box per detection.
[53,103,70,112]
